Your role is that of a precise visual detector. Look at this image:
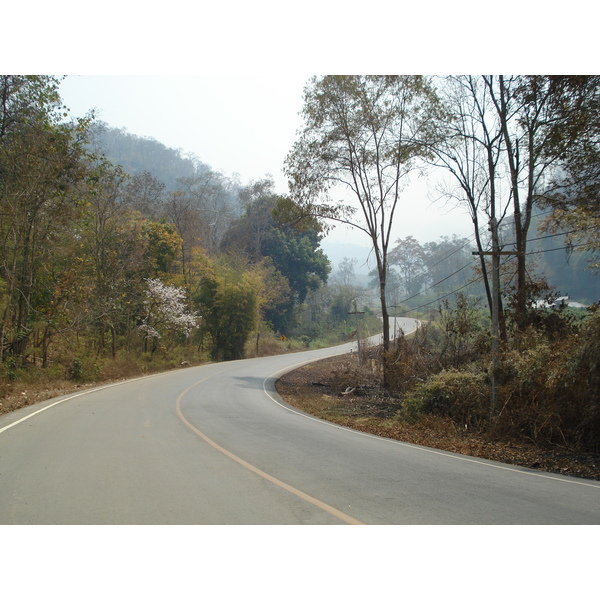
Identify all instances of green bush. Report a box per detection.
[68,358,84,381]
[405,369,490,428]
[4,356,19,381]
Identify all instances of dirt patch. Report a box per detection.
[276,355,600,481]
[0,380,113,415]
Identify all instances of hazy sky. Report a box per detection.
[58,74,477,247]
[5,1,592,584]
[59,74,306,192]
[11,2,595,248]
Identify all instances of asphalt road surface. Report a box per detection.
[1,320,598,524]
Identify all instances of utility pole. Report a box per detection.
[348,300,365,367]
[473,247,519,416]
[389,305,402,342]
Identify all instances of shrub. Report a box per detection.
[4,356,19,381]
[386,324,441,395]
[405,368,490,429]
[97,353,144,380]
[434,293,487,368]
[496,308,600,450]
[68,358,84,381]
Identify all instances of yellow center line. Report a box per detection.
[175,376,363,525]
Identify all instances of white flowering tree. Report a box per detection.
[138,278,200,352]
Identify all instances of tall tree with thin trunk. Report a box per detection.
[430,76,509,341]
[0,76,91,362]
[484,75,600,323]
[285,75,442,388]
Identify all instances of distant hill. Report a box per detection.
[89,123,598,305]
[90,122,204,191]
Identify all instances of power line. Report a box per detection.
[502,227,591,247]
[386,212,597,314]
[396,277,482,316]
[398,259,477,305]
[525,242,593,256]
[421,233,478,271]
[390,242,592,314]
[388,233,480,305]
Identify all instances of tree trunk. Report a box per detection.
[376,258,391,390]
[110,323,117,359]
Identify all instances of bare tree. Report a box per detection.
[177,167,239,254]
[485,76,600,321]
[285,75,442,388]
[430,76,511,340]
[388,236,427,297]
[123,170,166,217]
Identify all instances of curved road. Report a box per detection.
[1,319,598,524]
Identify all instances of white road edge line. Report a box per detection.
[1,362,363,523]
[263,360,600,491]
[0,371,172,435]
[4,348,597,494]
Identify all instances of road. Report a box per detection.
[0,319,598,524]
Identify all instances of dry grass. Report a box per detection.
[0,353,203,416]
[276,354,600,481]
[0,378,98,415]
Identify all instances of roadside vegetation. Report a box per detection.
[277,297,600,480]
[276,75,599,480]
[0,76,381,414]
[1,75,599,477]
[0,313,383,416]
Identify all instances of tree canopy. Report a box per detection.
[285,75,444,386]
[221,193,330,333]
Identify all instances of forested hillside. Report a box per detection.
[1,75,599,456]
[91,122,204,191]
[94,120,599,309]
[0,75,381,394]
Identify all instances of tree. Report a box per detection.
[221,194,330,333]
[388,236,427,297]
[138,278,199,352]
[80,161,132,356]
[0,76,91,362]
[262,224,330,305]
[428,75,515,415]
[163,165,239,285]
[481,76,600,320]
[177,165,239,254]
[77,160,183,357]
[335,257,358,287]
[221,194,277,262]
[197,261,261,361]
[422,235,473,293]
[285,75,442,387]
[123,170,166,217]
[237,176,275,209]
[141,220,182,277]
[484,76,562,322]
[430,76,508,337]
[430,75,600,414]
[538,76,600,271]
[163,190,203,286]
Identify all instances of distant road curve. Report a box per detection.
[1,318,598,524]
